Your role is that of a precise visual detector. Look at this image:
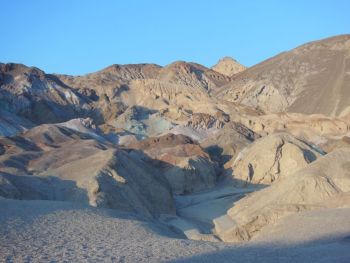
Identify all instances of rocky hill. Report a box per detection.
[216,35,350,117]
[212,56,247,77]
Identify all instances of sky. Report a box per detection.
[1,0,349,75]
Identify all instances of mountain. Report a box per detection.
[0,63,92,124]
[216,35,350,116]
[211,56,247,77]
[0,60,259,140]
[1,34,350,261]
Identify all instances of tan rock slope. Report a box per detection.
[217,35,350,116]
[230,133,322,185]
[212,57,247,77]
[0,120,176,217]
[215,147,350,242]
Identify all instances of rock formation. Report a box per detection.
[0,120,175,217]
[230,133,322,185]
[1,34,350,251]
[215,148,350,242]
[212,57,247,77]
[216,35,350,116]
[129,133,218,194]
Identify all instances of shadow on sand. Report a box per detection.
[169,234,350,263]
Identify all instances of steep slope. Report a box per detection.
[0,109,34,136]
[217,35,350,116]
[0,63,92,124]
[215,147,350,242]
[0,120,176,217]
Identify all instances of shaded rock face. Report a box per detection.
[200,122,259,170]
[0,175,20,199]
[0,63,92,124]
[0,109,35,136]
[0,120,175,218]
[78,149,175,216]
[129,133,218,194]
[230,133,322,185]
[215,148,350,242]
[110,106,153,137]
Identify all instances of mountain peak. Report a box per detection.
[211,56,246,77]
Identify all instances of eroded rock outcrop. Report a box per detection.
[200,122,259,168]
[0,120,175,217]
[186,112,229,130]
[0,63,91,124]
[230,133,322,185]
[129,133,218,194]
[215,147,350,242]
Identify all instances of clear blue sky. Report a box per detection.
[1,0,349,75]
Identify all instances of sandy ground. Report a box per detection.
[174,184,258,232]
[1,198,350,263]
[0,198,224,262]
